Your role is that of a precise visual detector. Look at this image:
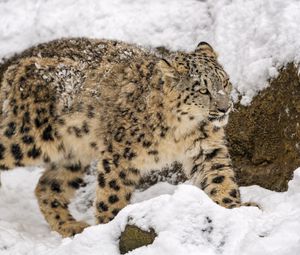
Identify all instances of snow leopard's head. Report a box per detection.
[159,42,233,127]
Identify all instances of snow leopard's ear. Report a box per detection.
[195,42,218,58]
[158,58,177,78]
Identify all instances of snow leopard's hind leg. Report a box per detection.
[35,161,90,237]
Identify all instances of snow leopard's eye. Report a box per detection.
[200,88,208,94]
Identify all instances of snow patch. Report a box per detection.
[1,168,300,254]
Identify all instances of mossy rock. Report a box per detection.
[119,225,157,254]
[226,64,300,191]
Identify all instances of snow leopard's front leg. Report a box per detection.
[184,125,255,208]
[95,147,141,224]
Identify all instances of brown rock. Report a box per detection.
[119,225,157,254]
[226,63,300,191]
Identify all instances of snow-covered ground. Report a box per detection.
[1,168,300,255]
[1,0,300,254]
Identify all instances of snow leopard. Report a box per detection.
[0,38,255,237]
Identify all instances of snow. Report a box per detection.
[1,0,300,254]
[1,167,300,255]
[1,0,300,103]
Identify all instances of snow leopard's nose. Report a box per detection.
[214,93,231,114]
[217,106,229,113]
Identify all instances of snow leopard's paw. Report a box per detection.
[58,221,90,238]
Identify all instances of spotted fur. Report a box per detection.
[0,38,253,237]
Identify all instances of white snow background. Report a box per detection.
[0,0,300,254]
